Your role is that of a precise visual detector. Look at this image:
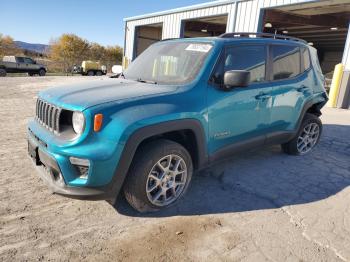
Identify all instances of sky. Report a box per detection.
[0,0,215,47]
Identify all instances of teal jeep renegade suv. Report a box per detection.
[28,33,328,212]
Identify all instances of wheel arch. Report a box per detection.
[104,119,208,199]
[296,97,326,133]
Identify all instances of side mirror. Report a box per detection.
[223,70,250,89]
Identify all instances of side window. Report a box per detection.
[271,45,300,80]
[210,45,266,85]
[24,58,34,64]
[16,57,24,63]
[301,46,311,71]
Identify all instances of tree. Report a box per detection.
[50,33,123,73]
[89,42,105,61]
[50,34,90,73]
[0,33,20,57]
[102,45,123,71]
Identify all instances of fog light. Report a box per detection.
[69,157,90,166]
[76,165,89,179]
[69,157,90,179]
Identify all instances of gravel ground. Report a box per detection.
[0,76,350,261]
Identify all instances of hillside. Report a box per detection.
[14,41,49,54]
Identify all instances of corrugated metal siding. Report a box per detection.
[125,2,236,59]
[342,24,350,70]
[124,0,322,61]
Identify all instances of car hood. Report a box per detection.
[39,78,178,110]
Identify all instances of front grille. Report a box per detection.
[35,98,61,133]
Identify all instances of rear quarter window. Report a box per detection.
[271,45,300,80]
[301,46,311,71]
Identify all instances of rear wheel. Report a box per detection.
[38,69,46,76]
[282,113,322,155]
[96,70,102,76]
[124,139,193,213]
[0,69,7,77]
[87,70,95,76]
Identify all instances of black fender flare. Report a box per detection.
[103,119,208,199]
[294,95,327,134]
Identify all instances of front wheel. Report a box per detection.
[282,113,322,155]
[124,139,193,213]
[38,69,46,76]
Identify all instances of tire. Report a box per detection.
[0,68,7,77]
[28,72,34,76]
[282,113,322,155]
[124,139,193,213]
[96,70,102,76]
[87,70,95,76]
[38,69,46,76]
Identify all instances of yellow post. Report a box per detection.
[122,56,129,70]
[327,63,344,107]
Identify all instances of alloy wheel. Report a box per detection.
[146,154,187,206]
[297,122,320,154]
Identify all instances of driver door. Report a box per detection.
[207,44,272,160]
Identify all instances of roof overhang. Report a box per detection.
[123,0,236,22]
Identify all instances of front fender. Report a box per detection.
[101,117,209,200]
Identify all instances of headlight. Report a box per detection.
[72,111,85,135]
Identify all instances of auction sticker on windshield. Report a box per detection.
[185,43,212,53]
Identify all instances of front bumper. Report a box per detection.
[27,129,111,200]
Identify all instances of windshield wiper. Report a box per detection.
[136,78,157,84]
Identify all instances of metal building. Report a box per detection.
[123,0,350,108]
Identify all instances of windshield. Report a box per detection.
[123,41,213,85]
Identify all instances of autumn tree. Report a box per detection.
[88,43,122,71]
[102,46,123,71]
[50,33,123,73]
[0,33,20,57]
[50,34,90,73]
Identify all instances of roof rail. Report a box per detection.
[219,32,307,44]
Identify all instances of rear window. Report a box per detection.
[16,57,24,63]
[271,45,300,80]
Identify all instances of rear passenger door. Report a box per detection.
[16,57,26,72]
[268,44,313,135]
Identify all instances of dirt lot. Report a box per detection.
[0,76,350,261]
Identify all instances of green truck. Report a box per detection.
[0,56,47,77]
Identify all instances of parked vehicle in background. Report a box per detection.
[28,33,328,213]
[0,56,47,77]
[72,61,107,76]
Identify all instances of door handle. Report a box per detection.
[297,85,309,92]
[255,93,271,100]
